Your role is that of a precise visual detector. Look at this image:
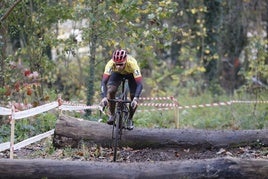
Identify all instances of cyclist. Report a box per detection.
[100,49,143,130]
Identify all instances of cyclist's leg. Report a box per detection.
[107,73,122,124]
[127,74,137,129]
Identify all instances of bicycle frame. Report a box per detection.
[108,78,131,162]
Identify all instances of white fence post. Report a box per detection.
[10,105,15,159]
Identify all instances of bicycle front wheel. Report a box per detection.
[113,112,120,162]
[122,103,130,128]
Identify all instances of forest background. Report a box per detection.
[0,0,268,143]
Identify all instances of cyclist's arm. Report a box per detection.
[131,60,143,98]
[101,60,113,98]
[134,76,143,98]
[101,74,109,98]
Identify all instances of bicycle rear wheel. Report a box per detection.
[112,112,120,162]
[122,103,130,128]
[121,80,130,126]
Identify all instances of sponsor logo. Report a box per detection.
[134,70,140,76]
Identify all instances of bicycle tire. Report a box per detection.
[122,103,129,128]
[112,79,130,162]
[113,112,120,162]
[122,80,130,127]
[122,80,129,100]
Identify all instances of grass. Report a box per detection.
[0,87,267,145]
[0,112,57,143]
[0,87,267,162]
[134,88,268,130]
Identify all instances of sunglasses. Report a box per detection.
[115,63,124,66]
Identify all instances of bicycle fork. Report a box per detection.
[112,112,123,140]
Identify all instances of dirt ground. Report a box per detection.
[1,136,267,162]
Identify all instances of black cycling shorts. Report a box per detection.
[107,72,137,96]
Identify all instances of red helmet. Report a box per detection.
[112,49,127,63]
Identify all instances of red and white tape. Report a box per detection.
[13,102,58,120]
[1,98,268,117]
[138,99,268,112]
[0,107,12,116]
[59,104,100,111]
[139,103,177,107]
[137,107,171,113]
[139,96,175,101]
[59,100,100,111]
[177,101,232,109]
[231,100,268,104]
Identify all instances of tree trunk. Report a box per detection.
[0,24,7,88]
[0,157,267,179]
[53,115,268,149]
[85,0,99,117]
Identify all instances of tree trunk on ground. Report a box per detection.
[0,157,267,179]
[53,115,268,149]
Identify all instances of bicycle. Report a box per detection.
[106,78,132,162]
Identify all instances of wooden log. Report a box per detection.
[0,157,267,179]
[53,115,268,149]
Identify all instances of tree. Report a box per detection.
[0,0,73,106]
[0,0,23,97]
[74,1,116,117]
[1,0,267,110]
[202,0,221,83]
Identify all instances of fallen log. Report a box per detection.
[0,157,267,179]
[53,115,268,149]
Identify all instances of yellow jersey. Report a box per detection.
[103,55,142,78]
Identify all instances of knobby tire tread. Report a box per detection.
[113,113,120,162]
[112,79,130,162]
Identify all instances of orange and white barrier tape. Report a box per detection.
[137,108,171,113]
[139,96,179,106]
[231,100,268,104]
[139,96,175,101]
[1,98,268,116]
[0,129,55,152]
[0,100,101,118]
[59,100,100,111]
[59,104,100,111]
[139,103,177,107]
[0,107,12,116]
[13,102,59,120]
[138,99,268,112]
[177,101,232,109]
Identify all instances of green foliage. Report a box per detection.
[0,124,10,143]
[34,113,57,132]
[244,36,268,84]
[27,137,55,157]
[0,0,73,106]
[1,0,268,138]
[0,113,57,143]
[135,110,176,128]
[0,0,253,103]
[134,88,268,130]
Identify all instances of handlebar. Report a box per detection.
[108,99,132,103]
[99,98,131,115]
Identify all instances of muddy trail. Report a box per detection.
[1,136,267,162]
